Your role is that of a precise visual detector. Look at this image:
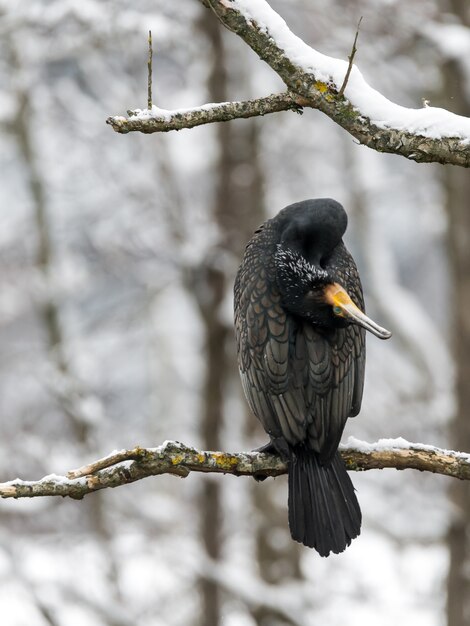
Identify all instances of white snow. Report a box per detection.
[132,102,232,121]
[343,436,470,460]
[133,105,174,121]
[0,474,85,490]
[232,0,470,141]
[343,436,416,453]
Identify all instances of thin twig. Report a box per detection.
[338,17,363,97]
[67,447,149,479]
[147,30,153,109]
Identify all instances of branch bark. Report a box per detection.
[106,92,303,134]
[106,0,470,167]
[1,439,469,500]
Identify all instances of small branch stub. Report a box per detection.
[338,17,362,98]
[148,30,153,110]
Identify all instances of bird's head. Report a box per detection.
[274,199,391,339]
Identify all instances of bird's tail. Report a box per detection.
[288,446,361,556]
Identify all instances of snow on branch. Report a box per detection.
[1,439,469,500]
[106,92,303,134]
[107,0,470,167]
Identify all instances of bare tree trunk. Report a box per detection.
[194,264,227,626]
[445,156,470,626]
[192,14,237,626]
[439,2,470,621]
[192,11,305,622]
[10,42,126,626]
[446,173,470,626]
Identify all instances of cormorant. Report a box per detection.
[234,198,391,557]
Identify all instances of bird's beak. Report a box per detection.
[324,283,392,340]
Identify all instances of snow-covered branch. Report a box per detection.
[107,92,303,134]
[107,0,470,167]
[1,439,469,500]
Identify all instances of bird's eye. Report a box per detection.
[333,305,343,316]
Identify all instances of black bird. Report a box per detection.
[234,198,391,557]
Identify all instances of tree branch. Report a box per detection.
[106,92,303,134]
[107,0,470,167]
[1,438,469,500]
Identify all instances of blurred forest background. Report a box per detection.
[1,0,470,625]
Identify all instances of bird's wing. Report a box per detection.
[303,243,366,461]
[335,244,366,419]
[302,322,365,463]
[350,323,365,417]
[238,286,365,462]
[235,234,308,451]
[303,244,366,462]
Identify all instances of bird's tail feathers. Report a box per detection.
[288,446,361,556]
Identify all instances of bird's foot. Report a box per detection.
[252,441,277,454]
[252,441,284,482]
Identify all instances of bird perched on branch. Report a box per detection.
[234,198,391,556]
